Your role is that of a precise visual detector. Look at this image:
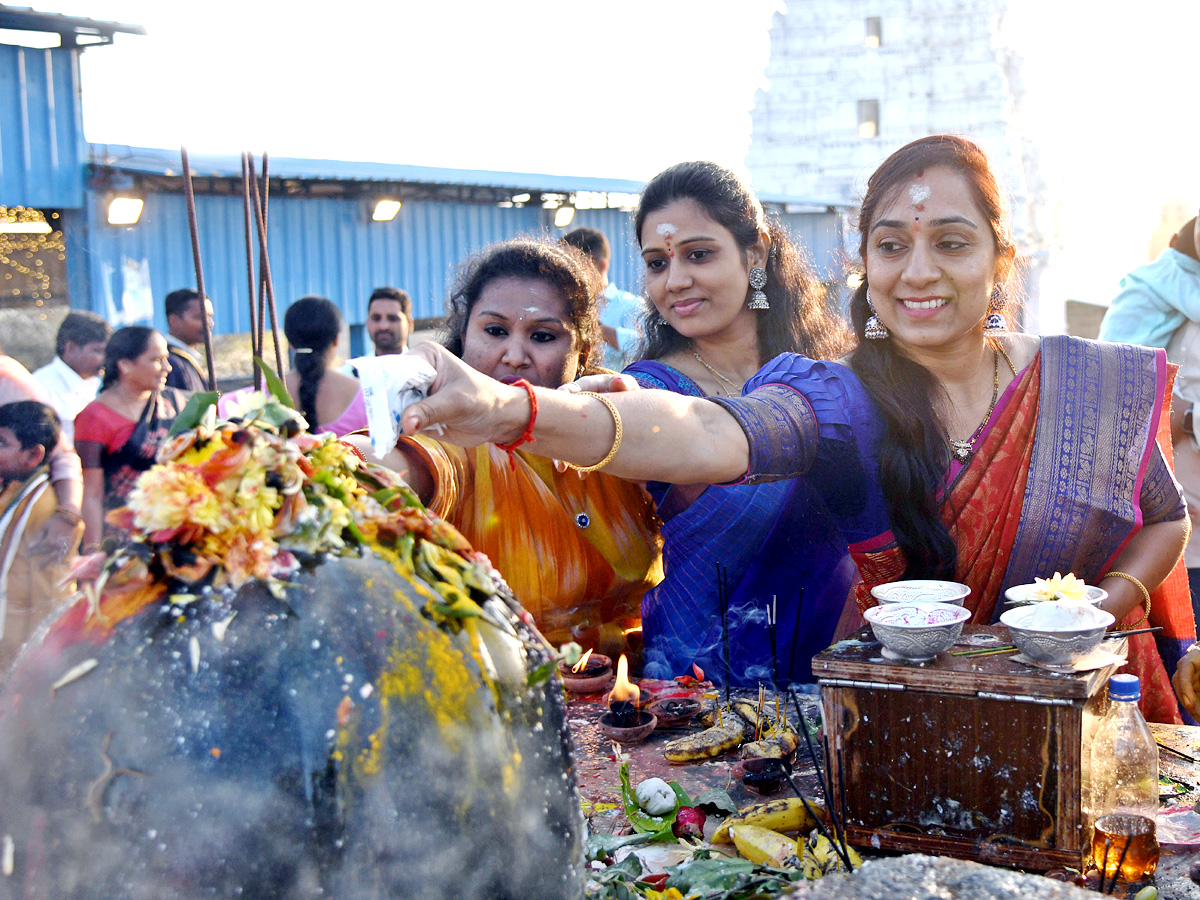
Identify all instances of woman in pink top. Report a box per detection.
[282,296,367,436]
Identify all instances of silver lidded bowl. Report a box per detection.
[871,579,971,607]
[1000,602,1116,667]
[863,601,972,662]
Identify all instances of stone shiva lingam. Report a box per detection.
[0,395,583,900]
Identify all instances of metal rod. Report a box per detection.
[248,157,284,378]
[258,150,276,374]
[240,152,260,391]
[179,146,216,391]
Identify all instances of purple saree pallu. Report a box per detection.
[998,336,1195,710]
[625,359,859,685]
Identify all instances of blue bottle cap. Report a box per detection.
[1109,673,1140,701]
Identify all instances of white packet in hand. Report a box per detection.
[348,354,438,459]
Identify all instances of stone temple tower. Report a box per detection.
[747,0,1052,322]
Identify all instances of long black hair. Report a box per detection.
[101,326,156,391]
[441,238,603,377]
[284,296,342,430]
[633,160,849,364]
[847,135,1017,579]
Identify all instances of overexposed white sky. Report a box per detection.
[21,0,1200,309]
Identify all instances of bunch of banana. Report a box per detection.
[662,709,751,763]
[709,796,824,843]
[798,829,861,879]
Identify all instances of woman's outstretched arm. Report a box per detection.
[400,342,751,485]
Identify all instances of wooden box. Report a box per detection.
[814,626,1122,870]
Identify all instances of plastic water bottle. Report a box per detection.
[1089,674,1160,881]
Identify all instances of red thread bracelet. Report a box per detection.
[494,379,537,470]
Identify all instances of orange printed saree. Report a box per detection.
[405,437,663,658]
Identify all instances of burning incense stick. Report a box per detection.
[180,147,216,391]
[786,586,804,686]
[768,594,779,688]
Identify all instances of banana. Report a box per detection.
[662,710,750,763]
[710,796,825,844]
[799,830,861,878]
[729,825,800,868]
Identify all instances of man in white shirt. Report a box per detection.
[561,227,643,370]
[32,310,111,448]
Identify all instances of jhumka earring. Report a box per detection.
[746,267,769,309]
[983,283,1008,334]
[864,288,889,340]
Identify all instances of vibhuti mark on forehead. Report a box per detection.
[657,222,678,258]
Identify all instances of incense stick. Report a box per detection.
[248,160,284,379]
[258,152,283,378]
[768,594,779,688]
[786,586,804,686]
[783,771,854,872]
[179,147,217,391]
[789,686,853,871]
[1105,834,1131,894]
[822,728,852,865]
[719,562,731,702]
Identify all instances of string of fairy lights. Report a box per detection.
[0,207,65,307]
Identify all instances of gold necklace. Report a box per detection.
[949,348,999,463]
[692,350,743,397]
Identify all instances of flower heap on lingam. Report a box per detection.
[70,391,514,636]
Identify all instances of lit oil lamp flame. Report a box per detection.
[610,654,639,706]
[571,648,594,674]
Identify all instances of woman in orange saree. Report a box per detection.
[349,239,662,660]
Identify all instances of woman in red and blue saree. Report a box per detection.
[622,161,856,685]
[397,136,1194,723]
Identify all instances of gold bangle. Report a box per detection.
[1100,570,1151,630]
[564,391,622,474]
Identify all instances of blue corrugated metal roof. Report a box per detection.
[0,43,84,208]
[90,144,649,196]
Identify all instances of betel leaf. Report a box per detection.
[665,850,797,898]
[618,761,679,841]
[254,357,294,408]
[168,391,221,437]
[691,788,738,815]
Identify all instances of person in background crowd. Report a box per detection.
[33,310,111,448]
[346,238,661,661]
[398,135,1194,723]
[0,354,83,568]
[163,288,213,393]
[75,327,184,548]
[283,296,368,435]
[366,287,414,356]
[0,401,82,669]
[561,227,643,370]
[1098,217,1200,625]
[620,160,856,685]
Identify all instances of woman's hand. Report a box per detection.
[558,373,641,395]
[401,343,528,447]
[1173,645,1200,720]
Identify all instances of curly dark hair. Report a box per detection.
[633,160,850,364]
[441,238,603,377]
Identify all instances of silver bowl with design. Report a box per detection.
[1000,603,1116,668]
[863,602,971,662]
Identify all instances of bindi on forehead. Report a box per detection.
[657,223,678,258]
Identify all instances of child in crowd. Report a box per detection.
[0,401,82,670]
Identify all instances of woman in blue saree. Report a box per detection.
[620,161,855,684]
